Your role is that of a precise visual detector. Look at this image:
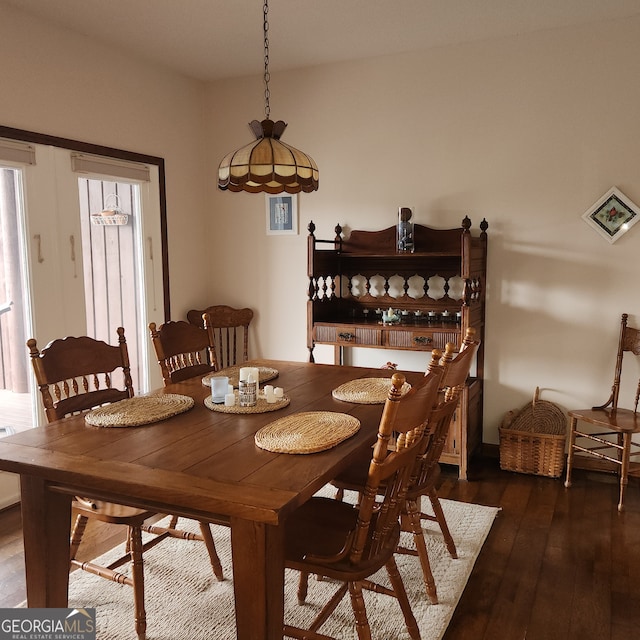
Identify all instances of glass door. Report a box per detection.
[0,140,165,507]
[0,165,34,435]
[0,164,32,508]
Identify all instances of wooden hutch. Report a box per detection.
[307,216,488,479]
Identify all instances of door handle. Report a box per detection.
[33,234,44,263]
[70,235,77,277]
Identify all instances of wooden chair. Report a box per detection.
[407,327,480,559]
[149,319,218,384]
[27,328,224,640]
[332,328,480,603]
[283,363,444,640]
[565,313,640,512]
[186,304,253,369]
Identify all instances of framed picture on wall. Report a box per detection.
[581,186,639,244]
[265,194,298,235]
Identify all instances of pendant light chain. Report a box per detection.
[217,0,318,193]
[263,0,271,121]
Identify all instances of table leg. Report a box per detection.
[231,517,284,640]
[20,475,72,606]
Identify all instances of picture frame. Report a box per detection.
[581,186,639,244]
[265,194,298,235]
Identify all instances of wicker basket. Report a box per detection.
[499,387,567,478]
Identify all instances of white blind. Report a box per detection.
[0,138,36,165]
[71,152,150,182]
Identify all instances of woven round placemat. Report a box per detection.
[255,411,361,454]
[202,365,279,388]
[204,393,290,414]
[332,377,412,404]
[85,394,194,428]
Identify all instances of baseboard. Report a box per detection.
[482,443,500,459]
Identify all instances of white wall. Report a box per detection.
[206,16,640,444]
[1,4,638,448]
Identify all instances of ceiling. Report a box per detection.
[4,0,640,82]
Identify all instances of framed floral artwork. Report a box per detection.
[581,187,639,244]
[265,194,298,235]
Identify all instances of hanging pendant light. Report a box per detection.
[217,0,319,194]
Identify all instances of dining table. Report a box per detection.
[0,359,425,640]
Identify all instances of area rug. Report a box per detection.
[64,489,499,639]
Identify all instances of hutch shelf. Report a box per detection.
[307,216,488,479]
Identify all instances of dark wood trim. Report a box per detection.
[0,125,170,321]
[0,500,19,514]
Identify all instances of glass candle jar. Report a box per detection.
[397,206,414,252]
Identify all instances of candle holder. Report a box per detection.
[239,368,258,407]
[382,307,400,324]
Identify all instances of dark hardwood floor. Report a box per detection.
[1,456,638,639]
[439,456,640,640]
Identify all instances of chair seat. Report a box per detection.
[285,496,399,581]
[334,451,442,501]
[73,498,155,525]
[568,407,640,432]
[332,449,370,492]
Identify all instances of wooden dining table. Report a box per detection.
[0,359,425,640]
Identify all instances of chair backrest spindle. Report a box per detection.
[27,327,134,422]
[594,313,640,414]
[149,320,218,385]
[186,305,253,370]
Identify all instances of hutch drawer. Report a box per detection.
[314,323,382,347]
[386,328,461,351]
